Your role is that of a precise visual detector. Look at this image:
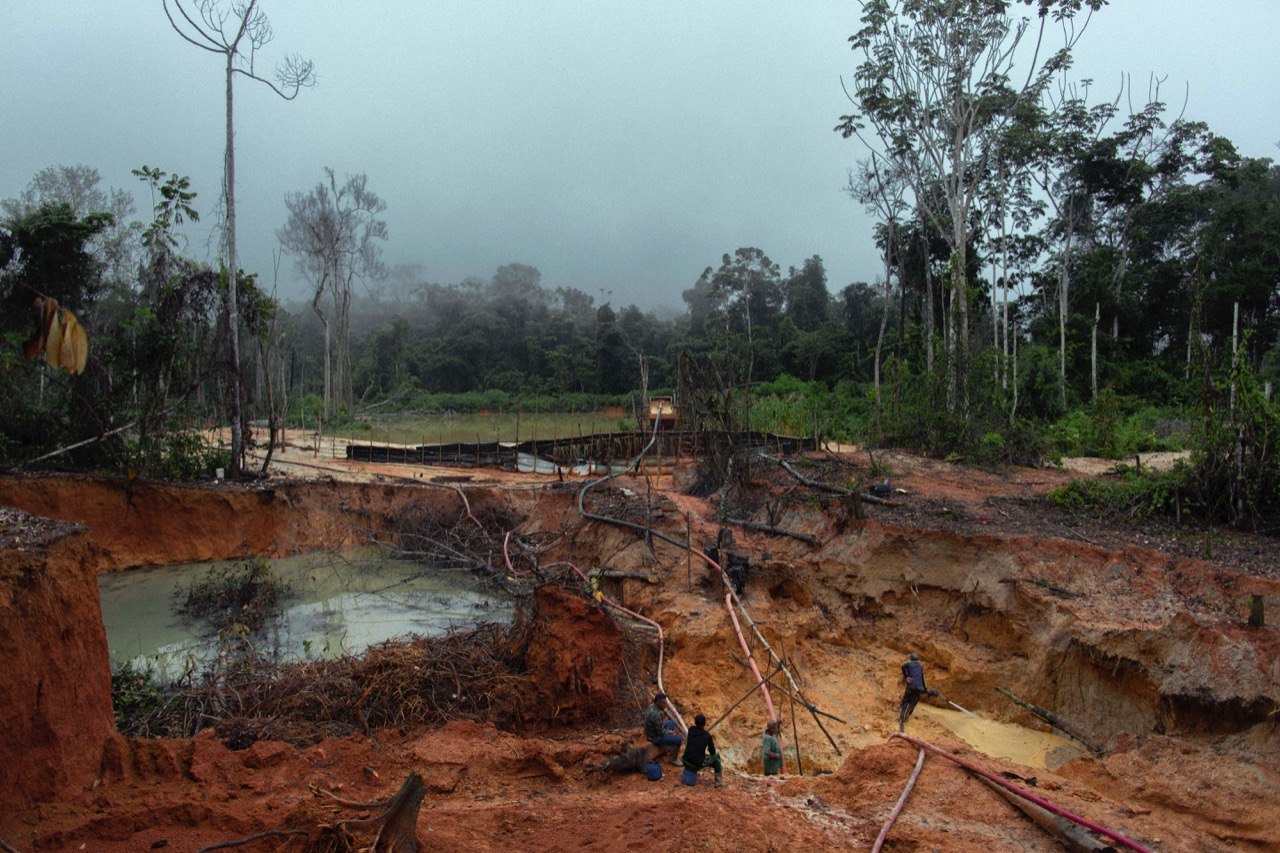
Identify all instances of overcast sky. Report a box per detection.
[3,1,1278,311]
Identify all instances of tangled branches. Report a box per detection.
[175,557,292,633]
[117,621,536,746]
[579,482,662,528]
[364,503,544,589]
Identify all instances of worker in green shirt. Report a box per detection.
[761,719,784,776]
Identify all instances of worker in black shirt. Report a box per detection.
[681,713,725,788]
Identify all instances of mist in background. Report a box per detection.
[3,0,1277,310]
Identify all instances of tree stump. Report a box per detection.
[1248,595,1265,629]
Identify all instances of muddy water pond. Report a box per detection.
[99,548,515,679]
[916,705,1087,770]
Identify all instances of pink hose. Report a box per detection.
[571,417,781,725]
[891,733,1152,852]
[547,540,773,729]
[502,531,533,577]
[872,747,925,853]
[682,544,776,720]
[724,591,777,720]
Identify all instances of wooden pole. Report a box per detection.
[783,637,803,776]
[726,655,848,724]
[686,515,693,592]
[707,662,787,731]
[720,594,843,752]
[645,471,654,559]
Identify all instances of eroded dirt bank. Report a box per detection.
[2,465,1278,851]
[0,474,542,570]
[0,512,113,813]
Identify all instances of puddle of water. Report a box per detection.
[916,705,1087,770]
[99,547,514,679]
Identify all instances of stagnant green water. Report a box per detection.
[99,548,514,678]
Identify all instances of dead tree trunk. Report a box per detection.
[306,771,427,852]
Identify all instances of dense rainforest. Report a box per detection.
[2,0,1277,531]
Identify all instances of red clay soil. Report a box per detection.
[1,448,1278,852]
[0,473,540,571]
[0,510,113,812]
[523,585,628,723]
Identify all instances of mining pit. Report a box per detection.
[1,446,1277,852]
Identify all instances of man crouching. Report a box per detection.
[645,693,684,766]
[682,713,724,788]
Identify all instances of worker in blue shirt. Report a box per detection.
[899,652,938,731]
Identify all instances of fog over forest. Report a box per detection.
[2,1,1278,311]
[3,1,1279,530]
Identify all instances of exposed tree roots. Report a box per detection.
[199,772,427,853]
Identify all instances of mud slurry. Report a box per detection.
[914,706,1088,770]
[1,464,1279,851]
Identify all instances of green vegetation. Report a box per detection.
[1045,394,1189,460]
[125,429,231,480]
[175,559,291,633]
[1048,468,1183,521]
[329,410,639,446]
[2,3,1278,531]
[110,659,174,738]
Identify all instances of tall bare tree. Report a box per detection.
[838,0,1099,413]
[848,155,910,411]
[278,169,387,420]
[163,0,315,476]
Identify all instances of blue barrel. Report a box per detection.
[645,761,663,781]
[681,767,698,786]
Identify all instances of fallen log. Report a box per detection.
[593,568,660,583]
[595,746,650,776]
[775,458,893,506]
[977,776,1116,852]
[727,517,820,545]
[890,733,1150,852]
[995,686,1103,754]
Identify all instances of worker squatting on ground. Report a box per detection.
[898,652,938,731]
[645,693,684,766]
[761,719,784,776]
[682,713,725,788]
